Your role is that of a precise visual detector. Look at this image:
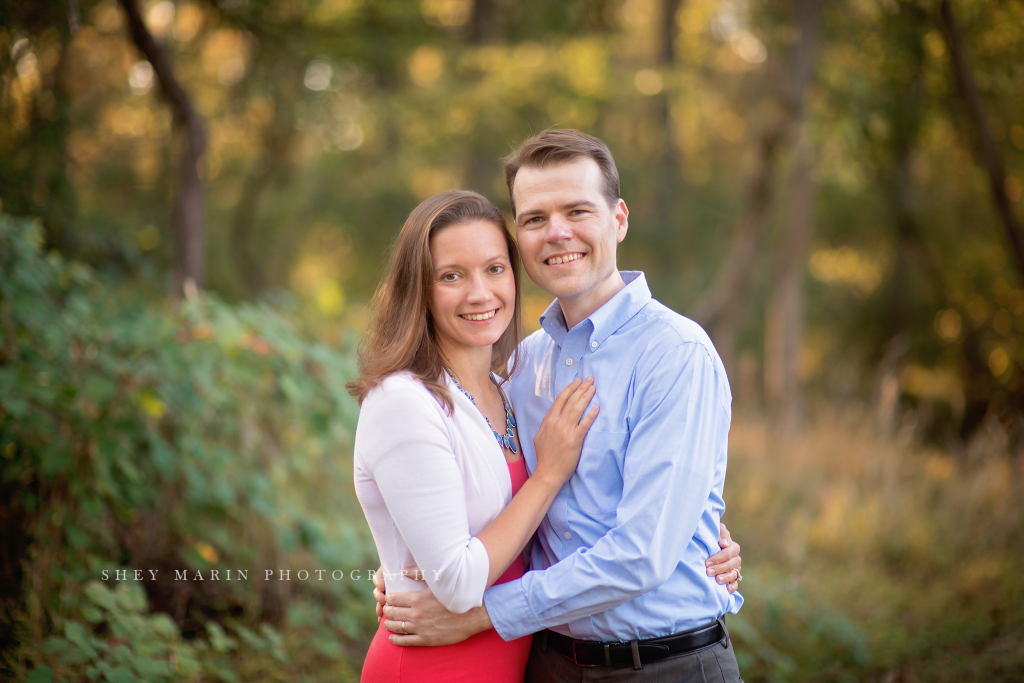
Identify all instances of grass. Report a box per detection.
[724,409,1024,682]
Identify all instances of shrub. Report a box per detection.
[0,215,374,681]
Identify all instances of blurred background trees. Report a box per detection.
[2,0,1023,681]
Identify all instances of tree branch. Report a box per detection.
[690,0,822,346]
[119,0,208,293]
[938,0,1024,281]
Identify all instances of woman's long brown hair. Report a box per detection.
[346,190,523,413]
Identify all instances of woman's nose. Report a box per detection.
[466,274,492,302]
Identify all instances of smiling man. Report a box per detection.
[379,130,744,682]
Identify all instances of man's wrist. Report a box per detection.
[474,603,493,633]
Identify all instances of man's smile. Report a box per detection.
[544,252,585,266]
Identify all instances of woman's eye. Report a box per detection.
[441,272,458,282]
[489,265,505,274]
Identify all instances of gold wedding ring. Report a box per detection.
[400,620,408,634]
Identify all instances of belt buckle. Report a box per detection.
[570,641,611,667]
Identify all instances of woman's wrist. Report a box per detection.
[529,464,569,490]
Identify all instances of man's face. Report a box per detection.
[512,157,628,308]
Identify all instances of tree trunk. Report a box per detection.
[656,0,684,226]
[229,78,299,293]
[764,136,814,439]
[120,0,207,295]
[690,0,821,371]
[470,0,500,44]
[938,0,1024,282]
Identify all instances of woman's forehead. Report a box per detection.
[431,220,508,257]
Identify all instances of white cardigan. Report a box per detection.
[353,372,514,613]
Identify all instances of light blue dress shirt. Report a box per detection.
[484,271,743,642]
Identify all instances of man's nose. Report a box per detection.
[545,215,573,242]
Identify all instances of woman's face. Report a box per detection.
[428,219,516,354]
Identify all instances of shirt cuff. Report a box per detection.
[728,590,744,614]
[483,577,545,641]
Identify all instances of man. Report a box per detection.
[376,129,744,681]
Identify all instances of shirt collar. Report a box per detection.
[538,271,651,349]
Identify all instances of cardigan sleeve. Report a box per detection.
[358,376,491,613]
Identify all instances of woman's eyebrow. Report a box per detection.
[434,253,508,271]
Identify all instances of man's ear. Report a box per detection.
[615,199,629,243]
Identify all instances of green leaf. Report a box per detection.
[82,606,105,624]
[113,584,147,614]
[149,614,179,641]
[172,651,201,677]
[211,664,239,683]
[109,644,132,665]
[206,621,236,653]
[64,620,96,656]
[26,664,54,683]
[42,637,71,654]
[102,664,138,683]
[84,581,118,612]
[131,657,171,678]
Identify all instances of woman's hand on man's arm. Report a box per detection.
[707,522,743,593]
[372,566,491,646]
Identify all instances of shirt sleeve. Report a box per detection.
[360,379,490,614]
[484,341,730,639]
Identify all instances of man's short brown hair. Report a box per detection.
[503,129,620,216]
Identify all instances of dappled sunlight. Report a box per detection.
[809,246,886,294]
[4,0,1024,680]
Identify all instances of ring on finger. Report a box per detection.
[401,620,408,634]
[737,570,743,581]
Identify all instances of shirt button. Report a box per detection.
[565,358,573,366]
[563,531,572,540]
[591,341,597,348]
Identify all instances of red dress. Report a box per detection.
[360,456,533,682]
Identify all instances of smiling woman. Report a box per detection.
[346,190,599,682]
[346,190,522,409]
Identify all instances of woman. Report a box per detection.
[348,190,600,682]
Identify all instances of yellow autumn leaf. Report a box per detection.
[139,391,166,419]
[195,541,219,564]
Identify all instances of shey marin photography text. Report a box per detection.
[100,568,438,582]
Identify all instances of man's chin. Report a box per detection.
[529,272,586,299]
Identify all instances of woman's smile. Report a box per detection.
[459,308,500,322]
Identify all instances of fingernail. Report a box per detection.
[705,560,712,566]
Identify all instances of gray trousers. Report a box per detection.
[524,622,743,683]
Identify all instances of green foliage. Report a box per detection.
[40,582,198,682]
[0,215,373,681]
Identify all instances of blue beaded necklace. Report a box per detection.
[449,373,518,454]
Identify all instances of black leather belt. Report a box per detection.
[542,619,726,668]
